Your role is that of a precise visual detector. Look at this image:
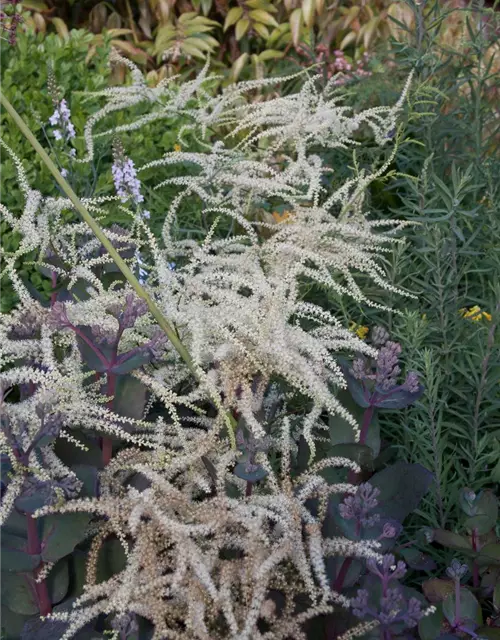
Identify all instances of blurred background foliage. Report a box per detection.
[18,0,500,85]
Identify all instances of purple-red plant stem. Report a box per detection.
[359,404,375,445]
[245,481,253,497]
[333,557,352,593]
[347,403,375,485]
[69,323,109,367]
[454,576,461,627]
[26,514,52,616]
[471,527,480,588]
[50,271,57,307]
[102,372,116,466]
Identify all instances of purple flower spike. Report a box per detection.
[112,141,144,205]
[49,99,76,141]
[339,482,380,529]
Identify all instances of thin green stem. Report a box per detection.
[0,91,237,448]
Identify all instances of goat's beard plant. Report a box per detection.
[0,51,427,638]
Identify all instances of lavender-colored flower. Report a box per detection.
[236,429,272,474]
[352,577,424,634]
[367,554,407,581]
[351,589,369,618]
[47,301,70,330]
[49,99,76,141]
[120,293,148,329]
[402,371,420,394]
[91,324,117,346]
[339,482,380,529]
[375,341,402,391]
[35,404,63,438]
[351,357,369,380]
[403,598,425,628]
[146,329,168,358]
[381,522,398,539]
[112,149,144,204]
[371,326,390,346]
[111,613,139,636]
[446,558,468,580]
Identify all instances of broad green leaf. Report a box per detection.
[432,529,472,551]
[443,588,482,626]
[418,603,445,640]
[224,7,243,31]
[249,9,279,27]
[463,490,498,535]
[422,578,455,603]
[1,533,40,572]
[235,18,250,40]
[1,605,31,640]
[369,461,433,523]
[41,513,91,563]
[113,374,148,420]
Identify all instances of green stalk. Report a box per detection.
[0,92,237,448]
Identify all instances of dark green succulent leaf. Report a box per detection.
[1,605,31,640]
[75,326,113,372]
[34,432,58,449]
[66,551,88,600]
[432,529,472,551]
[326,557,363,588]
[422,578,455,603]
[96,538,127,584]
[373,384,424,409]
[71,464,99,498]
[47,557,70,605]
[65,278,92,302]
[1,572,39,615]
[234,462,268,483]
[458,488,478,516]
[110,351,154,375]
[369,461,433,523]
[41,513,91,563]
[15,485,52,514]
[475,628,500,640]
[2,508,29,538]
[398,547,436,571]
[20,278,50,307]
[443,588,481,626]
[463,490,498,535]
[476,543,500,566]
[329,390,380,457]
[329,443,374,470]
[418,603,445,640]
[201,456,217,484]
[112,374,148,419]
[338,360,371,408]
[55,433,103,469]
[1,532,40,572]
[21,617,70,640]
[1,455,13,482]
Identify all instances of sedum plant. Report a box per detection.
[1,51,437,638]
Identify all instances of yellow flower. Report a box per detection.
[173,144,181,152]
[459,306,491,322]
[272,210,292,224]
[349,321,369,340]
